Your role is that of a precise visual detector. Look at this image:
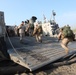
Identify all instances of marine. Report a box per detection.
[33,24,43,43]
[57,25,75,54]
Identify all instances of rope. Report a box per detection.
[5,27,23,60]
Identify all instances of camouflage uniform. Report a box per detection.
[25,24,34,36]
[58,28,75,54]
[33,25,42,43]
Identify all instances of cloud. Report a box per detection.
[56,12,76,29]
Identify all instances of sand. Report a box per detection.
[17,63,76,75]
[14,56,76,75]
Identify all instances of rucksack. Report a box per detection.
[62,26,73,38]
[29,24,34,29]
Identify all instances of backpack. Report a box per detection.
[29,24,34,29]
[62,26,73,38]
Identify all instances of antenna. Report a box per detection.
[43,14,47,23]
[52,10,56,21]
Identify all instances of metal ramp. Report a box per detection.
[8,41,76,71]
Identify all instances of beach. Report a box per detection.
[19,57,76,75]
[1,54,76,75]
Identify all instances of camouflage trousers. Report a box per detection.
[61,38,73,54]
[35,34,42,43]
[29,29,34,36]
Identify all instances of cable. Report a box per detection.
[5,26,23,60]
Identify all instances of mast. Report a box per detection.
[52,10,56,22]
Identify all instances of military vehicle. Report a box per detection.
[0,11,6,37]
[0,11,10,60]
[41,10,59,37]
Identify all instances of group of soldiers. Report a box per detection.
[14,21,76,54]
[15,21,76,54]
[14,21,43,43]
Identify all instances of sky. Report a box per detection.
[0,0,76,29]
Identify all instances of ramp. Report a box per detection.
[8,41,76,71]
[6,36,76,71]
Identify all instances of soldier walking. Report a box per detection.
[33,23,43,43]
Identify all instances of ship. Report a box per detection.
[34,10,59,37]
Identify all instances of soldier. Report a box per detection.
[25,21,34,36]
[14,25,18,36]
[33,23,43,43]
[25,16,37,36]
[18,21,26,42]
[57,26,75,54]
